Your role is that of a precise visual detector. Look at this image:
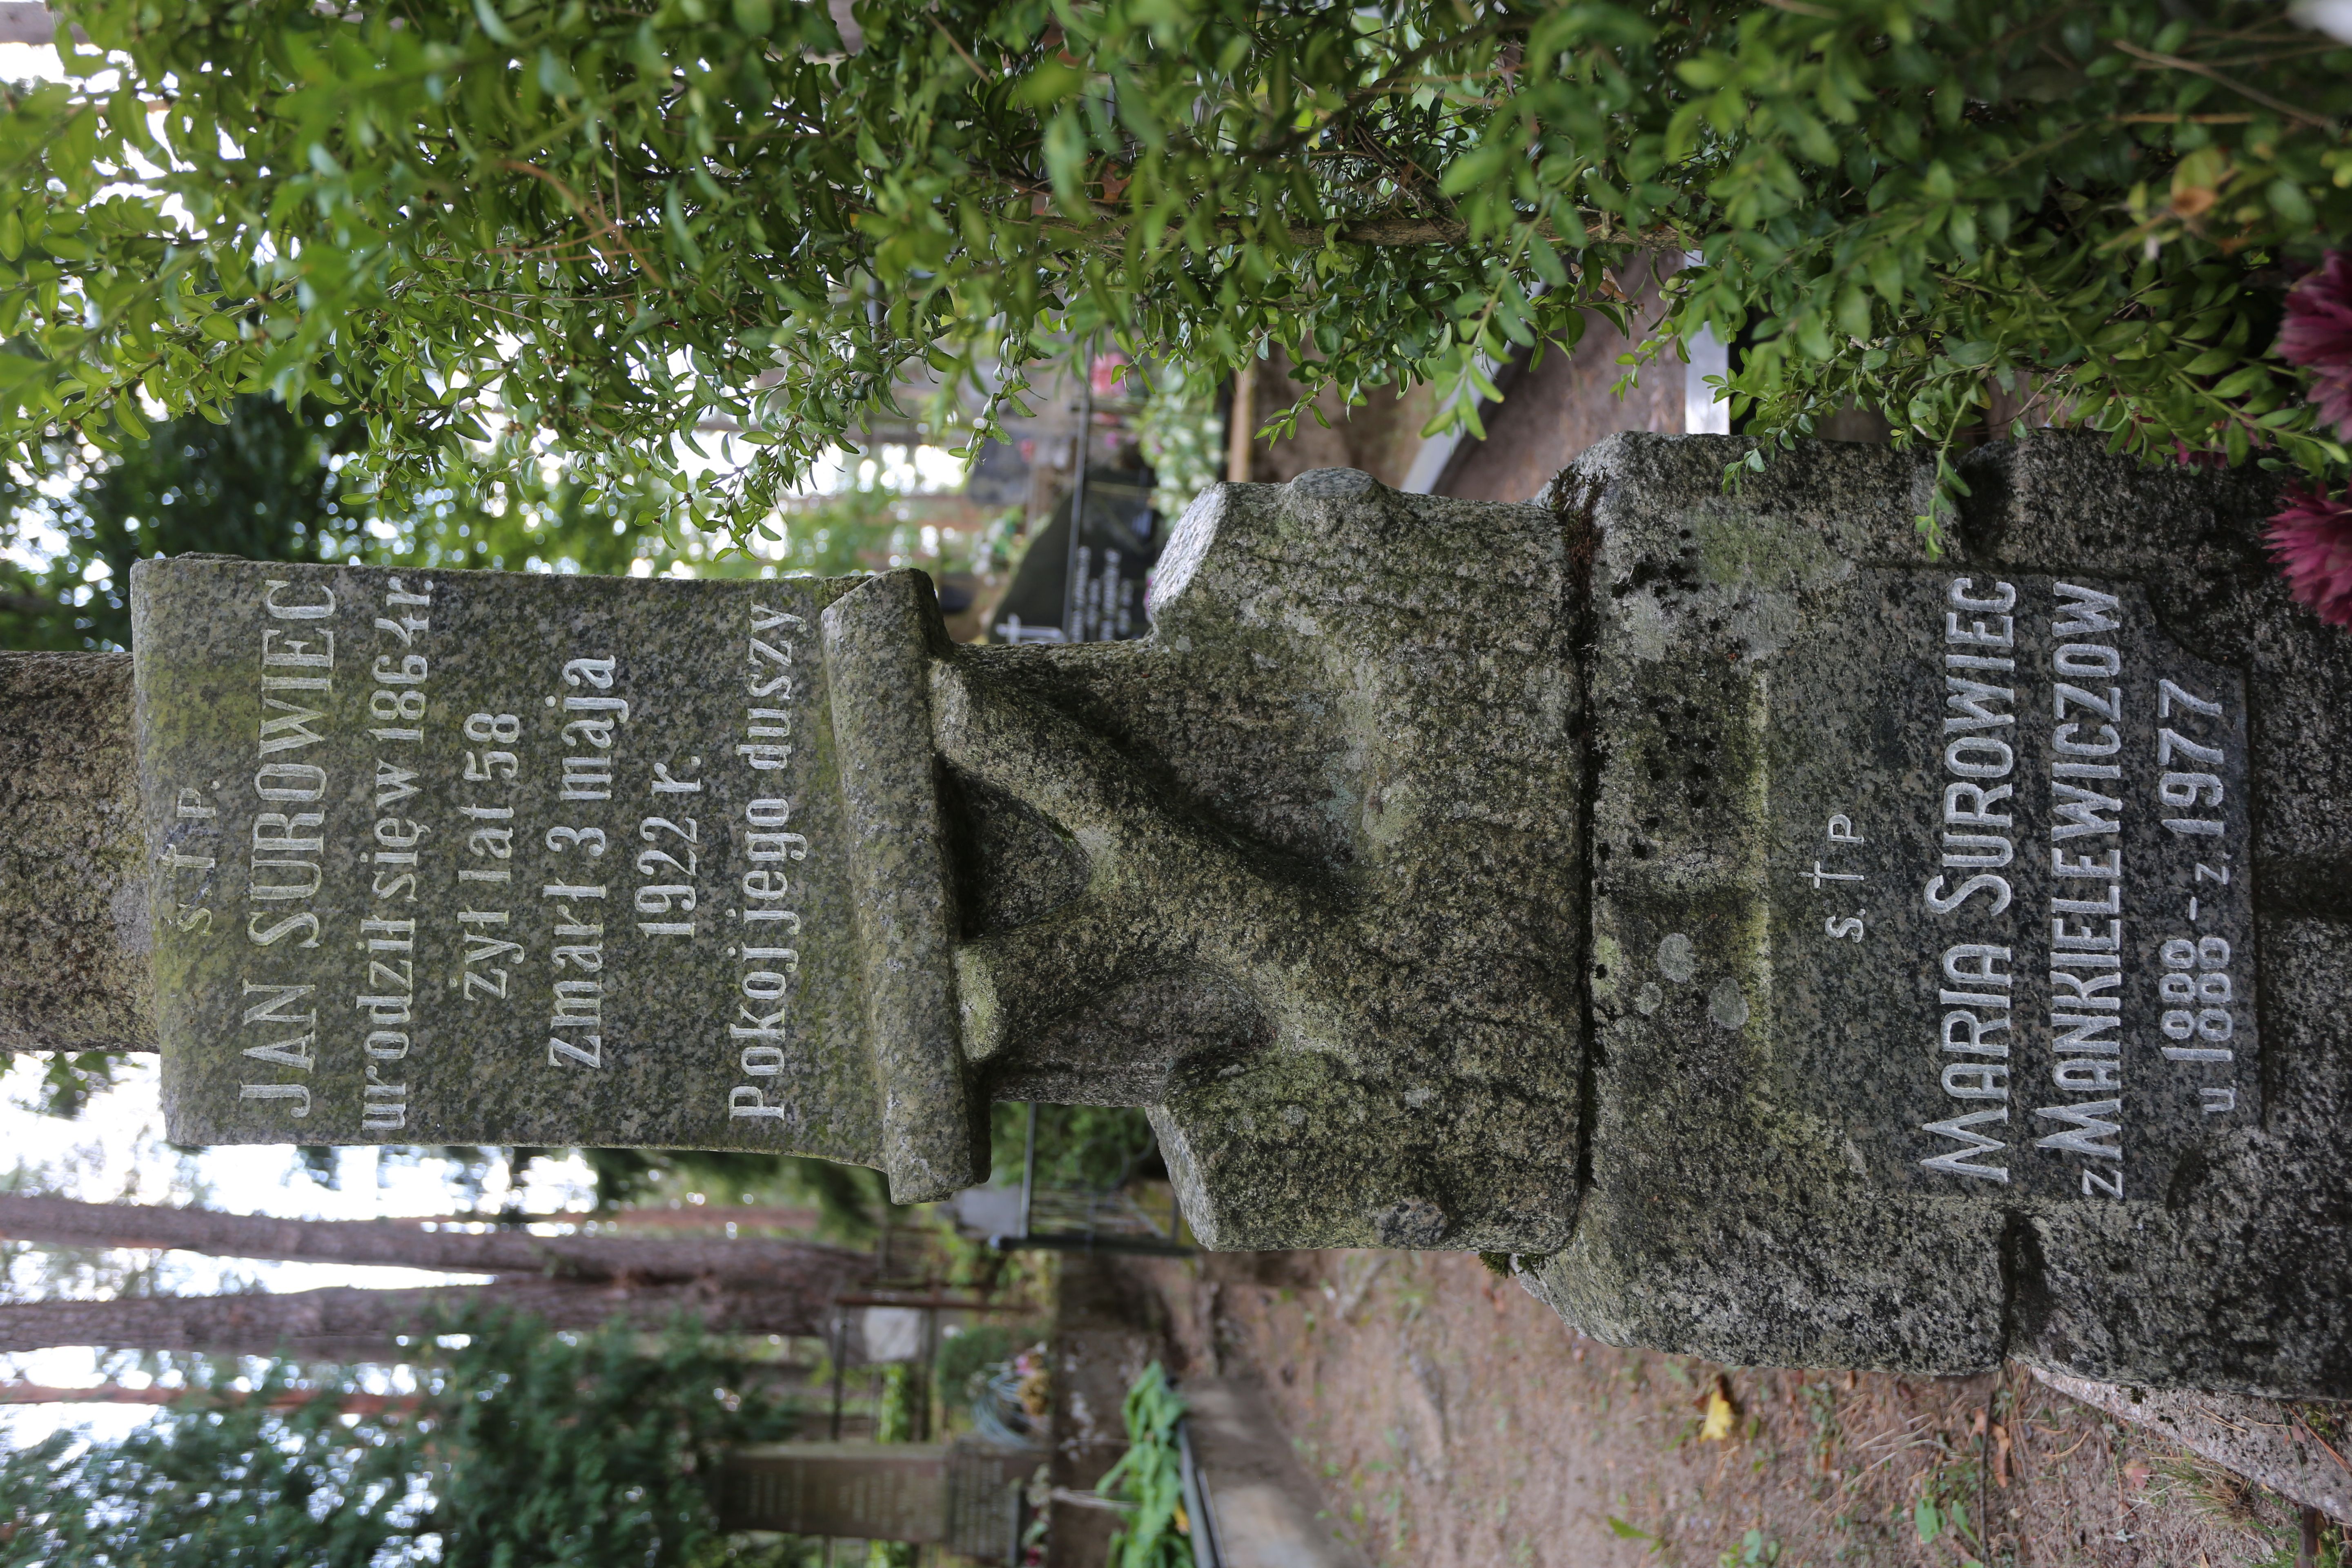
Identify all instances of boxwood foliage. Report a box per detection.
[0,1306,801,1568]
[2,0,2347,544]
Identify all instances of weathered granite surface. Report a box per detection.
[116,432,2352,1391]
[0,651,151,1052]
[128,470,1586,1235]
[947,466,1588,1252]
[1520,430,2350,1398]
[825,573,986,1197]
[132,563,909,1185]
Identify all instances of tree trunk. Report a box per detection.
[0,653,154,1052]
[383,1207,822,1232]
[0,1274,847,1356]
[0,1381,415,1414]
[0,1193,870,1285]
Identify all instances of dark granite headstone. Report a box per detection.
[987,469,1161,644]
[718,1439,1036,1557]
[1767,569,2257,1198]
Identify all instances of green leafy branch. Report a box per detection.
[0,0,2338,550]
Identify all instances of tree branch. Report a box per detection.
[2112,39,2339,130]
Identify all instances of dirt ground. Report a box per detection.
[1123,1248,2343,1568]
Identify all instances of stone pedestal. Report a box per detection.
[1523,432,2350,1396]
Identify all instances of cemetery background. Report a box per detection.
[0,1050,1089,1567]
[0,5,2348,1565]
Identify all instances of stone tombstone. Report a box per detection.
[133,563,983,1202]
[1526,433,2348,1397]
[718,1440,1034,1557]
[988,468,1163,645]
[724,1442,944,1542]
[1760,568,2258,1196]
[116,431,2352,1395]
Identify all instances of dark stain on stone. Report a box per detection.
[2254,854,2352,924]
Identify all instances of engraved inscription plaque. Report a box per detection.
[1559,431,2345,1391]
[134,558,883,1159]
[1771,571,2258,1201]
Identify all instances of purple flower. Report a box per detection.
[2268,486,2352,628]
[2278,251,2352,439]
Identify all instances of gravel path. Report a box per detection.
[1134,1249,2334,1568]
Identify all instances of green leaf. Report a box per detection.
[1528,232,1569,290]
[1440,140,1512,198]
[1016,58,1086,109]
[2267,178,2315,229]
[1835,284,1871,342]
[1866,249,1906,309]
[471,0,523,47]
[51,108,97,181]
[1947,205,1978,256]
[536,47,581,100]
[1676,57,1729,90]
[1796,313,1835,361]
[664,182,705,272]
[2209,365,2272,399]
[0,0,2327,553]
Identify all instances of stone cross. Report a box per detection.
[2,431,2345,1396]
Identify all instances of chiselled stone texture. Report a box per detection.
[1521,430,2352,1398]
[0,651,154,1052]
[823,574,985,1198]
[1959,434,2352,1396]
[938,468,1588,1251]
[122,477,1586,1247]
[122,479,1592,1233]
